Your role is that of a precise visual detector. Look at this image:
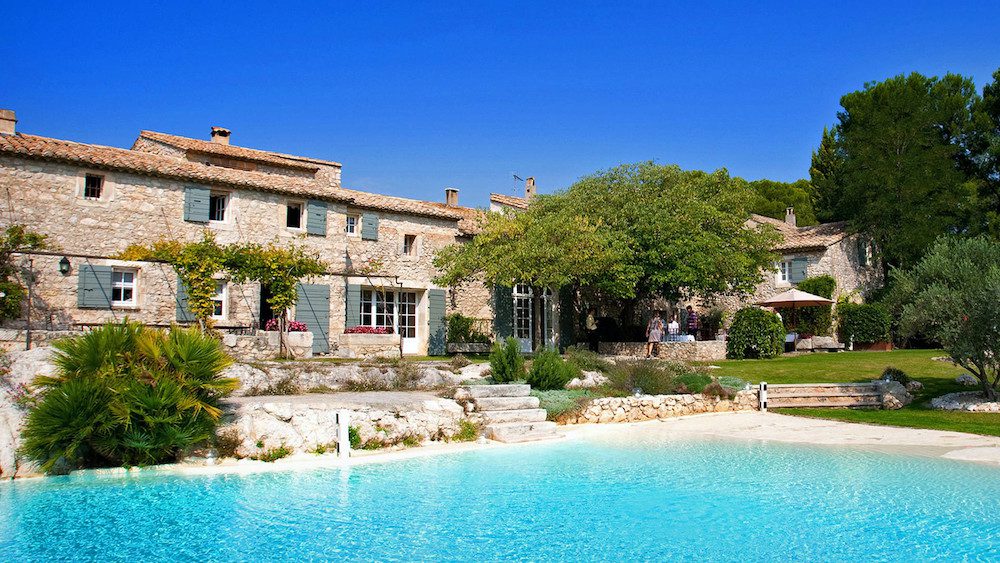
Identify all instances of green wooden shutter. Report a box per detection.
[296,283,331,354]
[345,284,362,328]
[175,276,196,322]
[558,287,577,351]
[492,285,513,339]
[306,200,327,236]
[427,289,447,356]
[790,257,808,283]
[361,212,379,241]
[184,186,211,223]
[77,264,113,308]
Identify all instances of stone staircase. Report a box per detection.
[766,383,884,408]
[455,384,560,443]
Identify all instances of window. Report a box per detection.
[398,292,417,338]
[776,260,792,283]
[211,281,227,320]
[111,268,137,306]
[209,192,229,222]
[345,215,358,235]
[360,289,397,332]
[403,234,417,256]
[286,201,303,229]
[84,174,103,199]
[513,284,533,339]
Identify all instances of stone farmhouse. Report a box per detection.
[0,109,505,357]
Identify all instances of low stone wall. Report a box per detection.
[220,394,467,457]
[221,332,313,362]
[336,333,401,359]
[561,390,759,424]
[0,329,78,352]
[599,340,728,362]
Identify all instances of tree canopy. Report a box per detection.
[748,178,818,226]
[434,162,780,301]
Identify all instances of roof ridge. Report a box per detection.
[138,130,343,168]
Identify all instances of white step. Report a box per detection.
[485,421,560,443]
[456,384,531,399]
[477,409,548,424]
[474,396,541,411]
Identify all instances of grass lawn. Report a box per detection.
[703,349,1000,438]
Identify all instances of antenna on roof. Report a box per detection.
[512,173,523,196]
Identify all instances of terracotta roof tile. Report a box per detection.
[749,213,850,252]
[0,133,465,222]
[489,193,530,209]
[136,130,341,170]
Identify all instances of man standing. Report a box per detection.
[585,309,599,352]
[685,305,700,341]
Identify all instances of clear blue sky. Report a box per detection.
[4,1,999,208]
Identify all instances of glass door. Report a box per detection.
[399,291,419,354]
[513,284,533,353]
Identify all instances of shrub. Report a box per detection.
[401,435,421,447]
[244,375,301,396]
[446,313,490,344]
[564,345,611,373]
[342,372,391,392]
[391,361,422,390]
[449,353,471,370]
[717,376,748,392]
[452,420,480,442]
[348,426,361,449]
[701,307,727,338]
[531,389,595,421]
[526,348,579,391]
[836,302,891,344]
[784,275,836,336]
[344,326,391,334]
[489,337,525,383]
[880,366,911,385]
[701,381,736,400]
[264,318,308,332]
[604,360,708,396]
[253,444,292,462]
[214,428,243,459]
[726,307,785,359]
[20,322,237,472]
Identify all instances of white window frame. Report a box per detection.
[285,200,305,231]
[211,281,228,321]
[513,284,533,340]
[111,267,138,307]
[776,260,792,284]
[209,191,230,223]
[345,214,359,235]
[83,174,104,200]
[360,289,397,332]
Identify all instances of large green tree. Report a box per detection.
[968,69,1000,237]
[748,178,818,226]
[811,72,983,269]
[434,162,780,301]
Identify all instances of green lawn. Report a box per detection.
[703,350,1000,437]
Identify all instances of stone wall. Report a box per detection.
[221,332,313,362]
[335,333,401,359]
[561,390,759,424]
[599,340,728,362]
[219,395,467,457]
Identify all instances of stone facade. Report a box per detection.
[561,390,760,424]
[0,125,490,357]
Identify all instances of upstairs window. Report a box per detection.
[209,192,229,222]
[776,260,792,283]
[286,201,303,229]
[84,174,103,199]
[403,234,417,256]
[345,215,358,235]
[111,268,137,306]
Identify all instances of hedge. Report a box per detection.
[726,307,785,359]
[784,275,836,336]
[836,302,891,344]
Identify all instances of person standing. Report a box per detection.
[585,309,599,353]
[667,315,680,342]
[685,305,700,341]
[645,311,664,358]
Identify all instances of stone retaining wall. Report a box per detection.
[221,332,313,362]
[561,390,759,424]
[599,340,728,362]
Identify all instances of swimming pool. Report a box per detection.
[2,429,998,561]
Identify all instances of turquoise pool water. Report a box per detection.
[2,431,999,561]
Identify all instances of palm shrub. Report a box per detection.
[489,337,525,383]
[726,307,785,359]
[527,348,580,390]
[21,321,237,472]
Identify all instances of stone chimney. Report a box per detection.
[785,206,797,227]
[525,177,537,199]
[0,110,16,135]
[210,126,231,145]
[445,188,459,206]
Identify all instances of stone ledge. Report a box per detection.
[561,390,759,424]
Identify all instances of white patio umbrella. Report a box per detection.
[756,289,834,309]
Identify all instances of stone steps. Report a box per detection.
[484,421,561,443]
[473,396,541,411]
[455,384,559,443]
[771,395,883,408]
[475,408,548,424]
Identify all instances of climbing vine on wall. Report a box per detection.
[0,225,49,322]
[120,234,327,330]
